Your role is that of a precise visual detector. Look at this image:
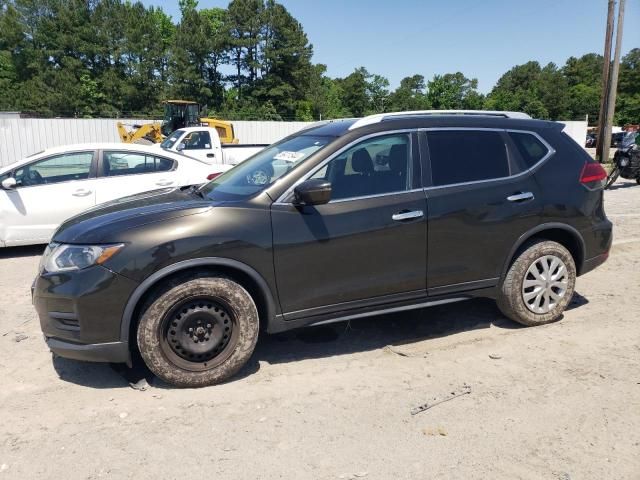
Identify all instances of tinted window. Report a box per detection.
[427,130,509,186]
[183,131,212,150]
[14,152,93,187]
[509,132,549,168]
[311,134,410,200]
[103,152,175,176]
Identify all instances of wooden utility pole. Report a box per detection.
[601,0,626,164]
[596,0,615,162]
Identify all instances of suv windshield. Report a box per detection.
[161,130,184,149]
[199,133,336,201]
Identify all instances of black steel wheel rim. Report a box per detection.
[159,296,238,372]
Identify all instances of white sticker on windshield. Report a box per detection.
[274,151,305,162]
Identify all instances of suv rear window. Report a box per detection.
[427,130,509,186]
[508,132,549,168]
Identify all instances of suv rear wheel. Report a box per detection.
[137,276,259,387]
[498,240,576,326]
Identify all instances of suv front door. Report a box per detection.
[271,131,427,320]
[422,128,546,294]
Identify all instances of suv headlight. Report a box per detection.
[40,243,125,273]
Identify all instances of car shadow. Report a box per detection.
[52,293,590,389]
[607,182,638,191]
[0,244,46,259]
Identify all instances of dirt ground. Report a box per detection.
[1,180,639,480]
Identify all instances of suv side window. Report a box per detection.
[103,152,175,176]
[183,131,212,150]
[427,130,509,186]
[508,131,549,168]
[13,152,93,187]
[311,134,411,201]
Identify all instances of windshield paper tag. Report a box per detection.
[274,151,305,162]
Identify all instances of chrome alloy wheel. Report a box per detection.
[521,255,569,314]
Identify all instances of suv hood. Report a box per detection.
[53,188,213,244]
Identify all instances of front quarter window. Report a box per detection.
[199,134,335,201]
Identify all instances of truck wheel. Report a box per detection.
[497,240,576,327]
[137,276,259,387]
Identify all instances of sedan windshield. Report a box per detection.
[199,133,335,201]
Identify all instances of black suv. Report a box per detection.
[33,111,612,387]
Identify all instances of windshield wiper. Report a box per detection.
[183,184,205,199]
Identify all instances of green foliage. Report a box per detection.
[387,75,430,112]
[427,72,483,110]
[0,0,638,123]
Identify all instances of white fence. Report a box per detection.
[0,118,313,167]
[1,116,591,168]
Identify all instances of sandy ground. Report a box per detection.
[1,180,639,480]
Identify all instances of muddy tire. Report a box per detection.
[137,276,259,387]
[497,240,576,327]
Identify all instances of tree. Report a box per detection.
[226,0,262,97]
[336,68,369,117]
[335,67,390,117]
[616,48,640,125]
[306,64,349,119]
[0,0,637,124]
[252,0,314,118]
[387,75,430,112]
[426,72,483,110]
[562,53,603,122]
[486,61,571,120]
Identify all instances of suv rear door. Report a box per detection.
[271,131,427,319]
[422,128,549,294]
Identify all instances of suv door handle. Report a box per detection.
[392,210,424,221]
[507,192,534,202]
[206,153,215,158]
[155,180,174,186]
[72,189,92,197]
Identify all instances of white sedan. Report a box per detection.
[0,143,231,247]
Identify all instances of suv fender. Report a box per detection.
[119,257,277,344]
[500,222,586,280]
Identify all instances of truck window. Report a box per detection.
[183,131,212,150]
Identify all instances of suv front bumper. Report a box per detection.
[33,265,139,364]
[45,337,130,363]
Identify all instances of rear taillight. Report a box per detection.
[207,172,222,181]
[579,162,607,184]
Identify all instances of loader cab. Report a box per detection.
[161,100,201,137]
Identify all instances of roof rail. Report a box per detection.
[348,110,532,130]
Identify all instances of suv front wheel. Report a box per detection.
[137,276,259,387]
[498,240,576,326]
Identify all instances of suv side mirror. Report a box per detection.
[1,177,17,190]
[293,179,332,206]
[176,142,186,152]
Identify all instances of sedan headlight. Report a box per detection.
[41,243,125,273]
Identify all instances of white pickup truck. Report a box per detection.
[158,127,267,170]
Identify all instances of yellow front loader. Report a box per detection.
[116,122,163,144]
[117,100,238,144]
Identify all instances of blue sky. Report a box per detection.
[142,0,640,93]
